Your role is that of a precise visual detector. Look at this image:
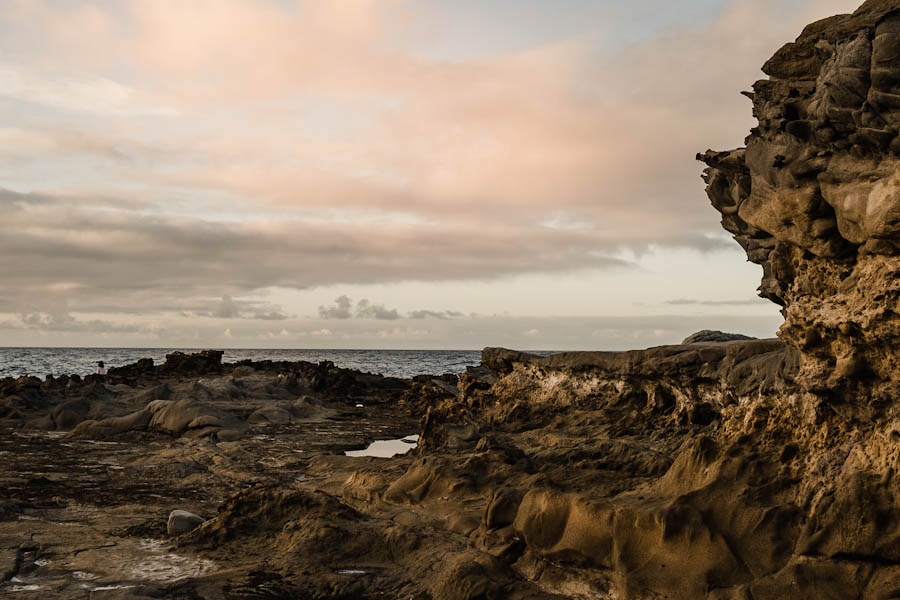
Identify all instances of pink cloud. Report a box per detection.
[0,0,863,324]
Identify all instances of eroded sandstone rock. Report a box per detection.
[699,0,899,396]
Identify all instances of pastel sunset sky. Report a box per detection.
[0,0,861,349]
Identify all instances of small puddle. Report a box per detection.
[91,584,137,591]
[345,435,419,458]
[8,577,42,592]
[72,570,98,580]
[13,431,68,440]
[1,538,217,594]
[77,440,122,445]
[130,538,216,581]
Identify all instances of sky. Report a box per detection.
[0,0,863,350]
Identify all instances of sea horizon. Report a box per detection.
[0,347,505,380]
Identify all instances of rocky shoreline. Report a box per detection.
[3,1,900,598]
[0,340,795,599]
[0,331,888,599]
[1,350,429,598]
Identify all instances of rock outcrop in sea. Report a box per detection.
[1,3,898,599]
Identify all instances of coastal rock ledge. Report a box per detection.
[179,4,899,598]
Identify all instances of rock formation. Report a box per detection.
[699,0,899,398]
[3,3,899,600]
[682,329,756,344]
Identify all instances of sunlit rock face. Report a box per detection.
[700,0,900,398]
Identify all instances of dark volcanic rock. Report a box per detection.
[107,357,154,377]
[681,329,756,344]
[160,350,224,376]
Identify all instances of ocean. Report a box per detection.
[0,348,484,380]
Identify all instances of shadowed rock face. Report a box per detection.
[699,0,899,397]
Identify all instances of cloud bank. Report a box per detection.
[318,296,462,321]
[0,0,861,347]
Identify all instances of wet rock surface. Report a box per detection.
[1,332,892,598]
[0,354,428,599]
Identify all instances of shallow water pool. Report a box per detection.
[345,435,419,458]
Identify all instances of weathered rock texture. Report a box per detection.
[4,5,900,600]
[700,0,899,398]
[398,336,899,598]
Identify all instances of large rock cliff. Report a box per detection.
[700,0,899,399]
[174,5,900,599]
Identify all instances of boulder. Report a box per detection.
[167,510,205,536]
[681,330,755,344]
